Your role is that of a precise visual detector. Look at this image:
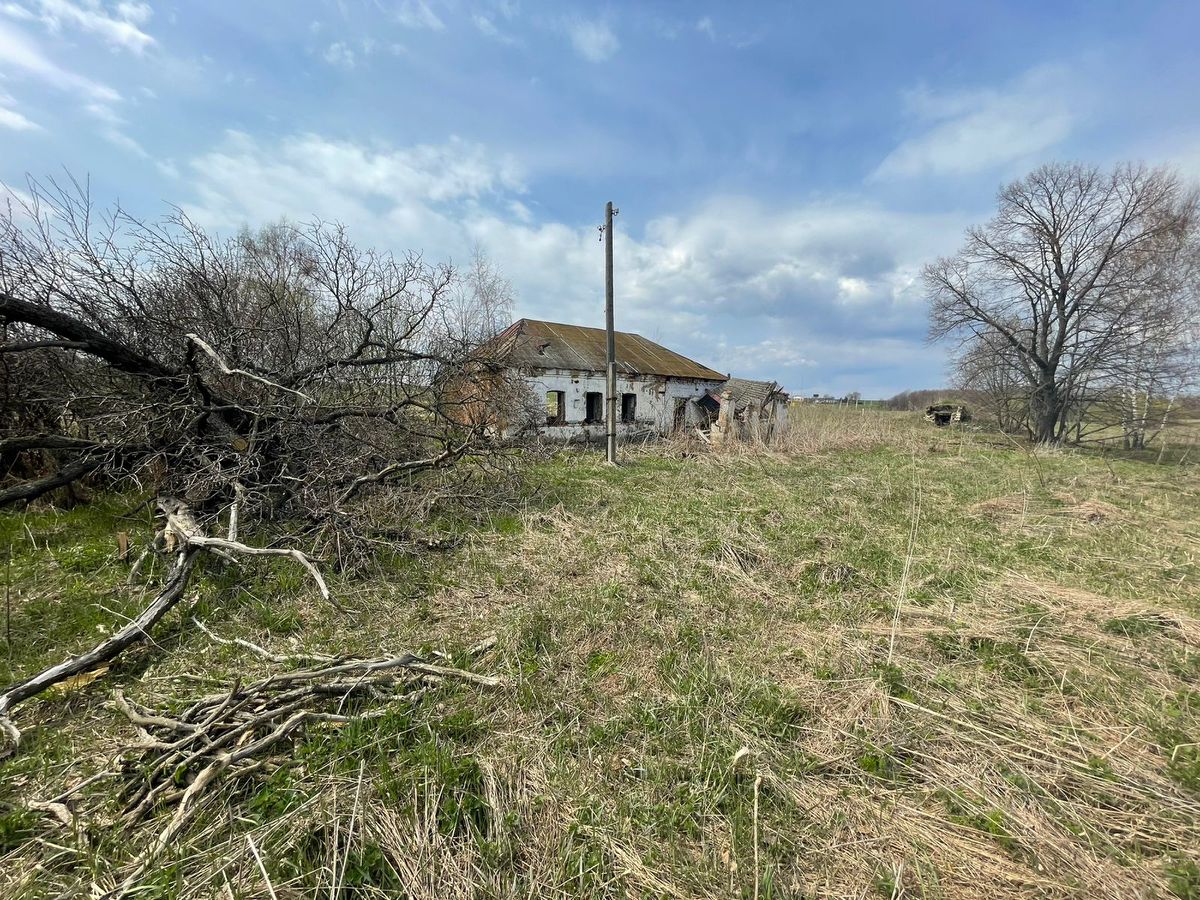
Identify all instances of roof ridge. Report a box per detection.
[515,316,646,339]
[505,317,727,381]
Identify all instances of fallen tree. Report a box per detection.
[0,177,533,757]
[0,180,531,526]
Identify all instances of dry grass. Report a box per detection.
[1,410,1198,898]
[702,403,962,460]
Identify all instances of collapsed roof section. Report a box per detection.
[717,377,790,407]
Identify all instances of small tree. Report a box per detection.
[952,337,1028,433]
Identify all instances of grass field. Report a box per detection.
[1,410,1198,899]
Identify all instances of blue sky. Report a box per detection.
[1,1,1198,397]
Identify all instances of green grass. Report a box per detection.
[1,411,1199,898]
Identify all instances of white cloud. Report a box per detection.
[0,91,40,129]
[721,338,816,371]
[184,132,524,235]
[0,20,150,153]
[395,0,444,31]
[568,19,617,62]
[178,131,960,392]
[4,0,154,53]
[0,182,39,229]
[101,125,147,156]
[0,104,39,130]
[0,2,33,19]
[79,95,146,155]
[0,19,119,101]
[323,41,355,68]
[695,16,714,40]
[473,13,515,44]
[871,65,1077,181]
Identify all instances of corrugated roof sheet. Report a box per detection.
[720,377,788,407]
[490,319,727,381]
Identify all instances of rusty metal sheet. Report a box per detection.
[492,319,727,382]
[721,377,786,407]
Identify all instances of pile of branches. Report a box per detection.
[99,632,499,897]
[0,177,534,754]
[12,624,500,898]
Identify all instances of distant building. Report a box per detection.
[467,318,790,442]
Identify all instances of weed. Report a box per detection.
[874,662,916,701]
[0,805,38,853]
[1168,856,1200,899]
[856,744,912,784]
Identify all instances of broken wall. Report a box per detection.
[515,368,724,440]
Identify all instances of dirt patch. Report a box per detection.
[969,494,1123,527]
[1062,499,1122,524]
[968,493,1029,519]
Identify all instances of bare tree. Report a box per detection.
[952,338,1028,433]
[0,177,526,751]
[1088,232,1200,448]
[926,162,1198,443]
[446,244,515,343]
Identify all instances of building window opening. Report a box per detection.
[546,390,565,426]
[621,393,636,423]
[584,391,604,424]
[672,398,687,432]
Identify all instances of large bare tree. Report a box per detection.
[925,162,1198,443]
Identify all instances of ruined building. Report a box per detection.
[487,318,728,439]
[710,377,791,442]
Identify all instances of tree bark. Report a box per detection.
[1030,378,1062,444]
[0,456,103,508]
[0,292,181,381]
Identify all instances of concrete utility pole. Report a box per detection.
[604,200,618,465]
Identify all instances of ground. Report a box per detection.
[1,410,1198,899]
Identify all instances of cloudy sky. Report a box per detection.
[1,1,1198,397]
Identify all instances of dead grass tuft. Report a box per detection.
[1063,499,1122,524]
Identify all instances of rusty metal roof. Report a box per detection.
[491,319,727,381]
[720,377,789,407]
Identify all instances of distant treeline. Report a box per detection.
[882,389,982,412]
[883,389,1200,421]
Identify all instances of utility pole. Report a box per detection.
[604,200,618,465]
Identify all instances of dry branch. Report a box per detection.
[0,550,198,758]
[160,499,341,609]
[106,631,502,897]
[0,495,349,758]
[0,456,103,506]
[185,333,315,403]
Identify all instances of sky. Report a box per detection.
[1,1,1198,398]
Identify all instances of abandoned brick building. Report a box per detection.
[485,318,727,439]
[480,318,790,441]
